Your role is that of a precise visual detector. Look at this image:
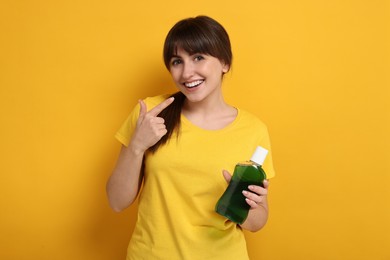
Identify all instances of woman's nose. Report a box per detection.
[182,63,194,79]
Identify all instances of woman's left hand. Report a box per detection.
[242,181,269,209]
[222,170,268,209]
[222,169,270,232]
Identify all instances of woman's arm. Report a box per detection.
[106,144,145,212]
[106,97,175,212]
[239,180,269,232]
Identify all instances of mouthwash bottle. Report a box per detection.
[215,146,268,224]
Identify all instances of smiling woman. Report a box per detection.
[1,1,388,259]
[106,15,276,260]
[156,15,233,151]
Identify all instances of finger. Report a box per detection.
[263,180,269,189]
[248,185,268,196]
[148,97,175,117]
[242,191,264,207]
[138,99,147,118]
[160,128,168,136]
[222,170,232,183]
[155,122,167,131]
[245,198,259,208]
[152,117,165,124]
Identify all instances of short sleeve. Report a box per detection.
[115,103,140,147]
[258,127,276,179]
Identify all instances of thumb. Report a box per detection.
[222,170,232,183]
[138,99,147,118]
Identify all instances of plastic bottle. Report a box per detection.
[215,146,268,224]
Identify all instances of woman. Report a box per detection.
[107,15,275,260]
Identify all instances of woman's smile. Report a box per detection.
[184,79,204,88]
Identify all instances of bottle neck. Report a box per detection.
[249,159,262,166]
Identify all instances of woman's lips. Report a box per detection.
[184,80,204,88]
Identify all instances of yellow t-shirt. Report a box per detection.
[116,95,275,260]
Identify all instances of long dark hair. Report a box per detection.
[149,15,233,153]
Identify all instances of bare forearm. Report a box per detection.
[106,144,145,212]
[239,202,269,232]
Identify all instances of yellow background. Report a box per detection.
[1,0,389,259]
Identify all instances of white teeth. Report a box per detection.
[185,80,204,88]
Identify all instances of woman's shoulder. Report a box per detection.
[237,108,268,130]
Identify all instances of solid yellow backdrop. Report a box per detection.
[0,0,389,259]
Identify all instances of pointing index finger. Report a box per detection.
[148,97,175,117]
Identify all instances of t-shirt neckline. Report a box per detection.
[180,108,241,132]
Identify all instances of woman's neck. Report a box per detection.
[182,96,238,130]
[183,96,227,115]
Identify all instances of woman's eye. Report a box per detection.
[171,59,182,66]
[194,55,204,61]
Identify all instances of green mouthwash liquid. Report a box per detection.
[215,146,268,224]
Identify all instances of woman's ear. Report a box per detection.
[222,63,230,73]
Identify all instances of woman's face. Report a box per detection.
[168,48,229,104]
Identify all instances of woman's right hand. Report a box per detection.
[130,97,175,153]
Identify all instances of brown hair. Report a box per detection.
[149,15,233,153]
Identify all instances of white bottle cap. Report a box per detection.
[250,146,268,165]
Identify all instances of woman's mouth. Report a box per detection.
[184,80,204,88]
